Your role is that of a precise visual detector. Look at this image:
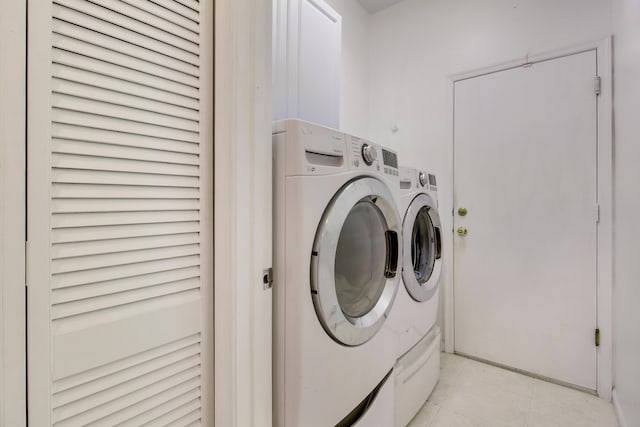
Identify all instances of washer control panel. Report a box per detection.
[349,136,399,180]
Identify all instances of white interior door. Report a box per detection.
[453,51,598,390]
[27,1,213,424]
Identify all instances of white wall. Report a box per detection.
[612,0,640,424]
[366,0,612,349]
[324,0,371,138]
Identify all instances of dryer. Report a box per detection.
[273,119,402,427]
[389,166,443,426]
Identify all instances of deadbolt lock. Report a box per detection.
[458,207,468,216]
[457,227,468,236]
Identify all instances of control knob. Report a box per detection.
[418,172,428,187]
[361,144,378,166]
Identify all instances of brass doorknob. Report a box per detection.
[458,207,468,216]
[457,227,468,236]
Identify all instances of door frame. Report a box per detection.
[215,0,273,426]
[0,0,27,424]
[444,38,613,399]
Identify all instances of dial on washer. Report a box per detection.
[361,143,378,166]
[418,172,427,187]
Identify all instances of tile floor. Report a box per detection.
[408,353,618,427]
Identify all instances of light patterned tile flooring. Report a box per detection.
[407,353,618,427]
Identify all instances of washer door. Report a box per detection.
[402,193,442,302]
[311,177,402,346]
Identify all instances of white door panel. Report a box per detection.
[28,1,213,424]
[454,51,598,389]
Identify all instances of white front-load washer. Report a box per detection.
[273,119,402,427]
[389,166,443,426]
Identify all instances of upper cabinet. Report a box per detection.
[274,0,342,129]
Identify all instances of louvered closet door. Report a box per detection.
[27,1,213,425]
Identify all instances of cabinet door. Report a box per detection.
[274,0,341,128]
[297,0,341,128]
[27,1,213,425]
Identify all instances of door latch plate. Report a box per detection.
[263,267,273,290]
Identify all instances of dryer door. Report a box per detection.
[402,193,442,302]
[311,177,402,346]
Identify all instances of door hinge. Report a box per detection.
[595,328,600,347]
[262,267,273,290]
[595,204,600,223]
[594,76,601,96]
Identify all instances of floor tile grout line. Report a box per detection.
[525,390,534,427]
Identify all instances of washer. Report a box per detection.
[273,119,402,427]
[389,166,443,426]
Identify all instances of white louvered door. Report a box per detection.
[27,1,213,425]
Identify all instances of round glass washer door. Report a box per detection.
[402,193,442,302]
[311,177,402,347]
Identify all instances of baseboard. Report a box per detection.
[612,388,628,427]
[454,351,596,395]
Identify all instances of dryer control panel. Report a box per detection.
[399,167,438,198]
